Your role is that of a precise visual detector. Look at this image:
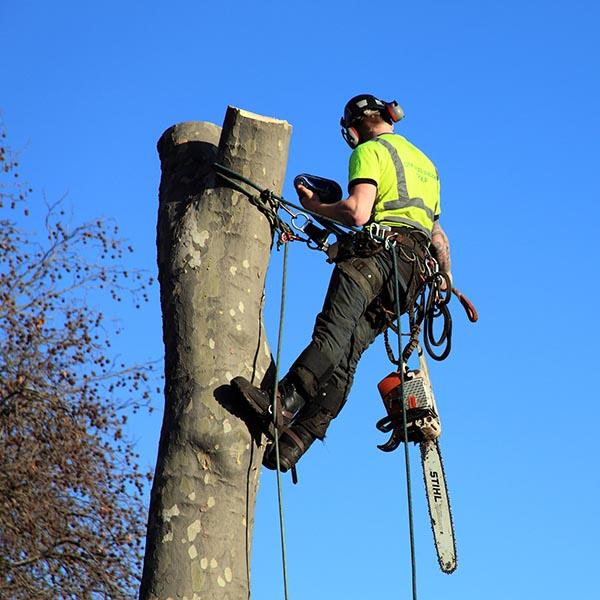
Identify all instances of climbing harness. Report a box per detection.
[215,162,478,599]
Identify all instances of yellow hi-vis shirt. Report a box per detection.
[348,133,440,239]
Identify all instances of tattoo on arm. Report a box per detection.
[430,222,452,273]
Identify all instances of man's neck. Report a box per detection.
[363,123,394,142]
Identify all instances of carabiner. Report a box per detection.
[291,212,311,232]
[425,256,439,278]
[366,222,391,242]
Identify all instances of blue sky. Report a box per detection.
[2,1,599,598]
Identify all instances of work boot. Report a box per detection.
[262,406,335,472]
[231,376,306,438]
[262,424,316,472]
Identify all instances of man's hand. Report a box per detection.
[438,270,453,292]
[295,183,322,213]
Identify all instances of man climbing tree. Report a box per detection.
[234,93,452,472]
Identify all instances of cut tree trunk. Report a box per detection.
[139,107,292,600]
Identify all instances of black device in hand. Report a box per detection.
[293,173,343,205]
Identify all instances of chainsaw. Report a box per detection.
[376,347,457,574]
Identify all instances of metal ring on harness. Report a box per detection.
[291,212,311,232]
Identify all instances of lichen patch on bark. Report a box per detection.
[162,504,180,523]
[187,519,202,542]
[192,229,210,248]
[190,560,203,592]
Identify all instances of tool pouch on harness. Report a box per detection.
[327,232,387,299]
[326,231,384,263]
[337,255,385,299]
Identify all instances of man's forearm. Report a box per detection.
[430,222,452,273]
[308,198,368,227]
[298,182,376,227]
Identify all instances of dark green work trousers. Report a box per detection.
[287,232,426,436]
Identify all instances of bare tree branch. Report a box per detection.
[0,122,157,598]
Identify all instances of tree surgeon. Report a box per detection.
[233,94,452,471]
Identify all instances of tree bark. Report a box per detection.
[140,108,292,600]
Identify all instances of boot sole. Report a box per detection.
[231,377,278,440]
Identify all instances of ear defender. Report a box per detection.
[340,118,361,149]
[386,100,405,123]
[344,126,361,148]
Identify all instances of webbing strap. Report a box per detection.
[383,216,431,237]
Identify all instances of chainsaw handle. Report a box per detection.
[452,287,478,323]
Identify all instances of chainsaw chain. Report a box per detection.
[420,439,457,574]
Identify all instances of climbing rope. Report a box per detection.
[214,163,470,362]
[213,163,295,243]
[214,162,361,249]
[271,242,291,600]
[214,162,296,597]
[390,243,419,600]
[383,268,453,366]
